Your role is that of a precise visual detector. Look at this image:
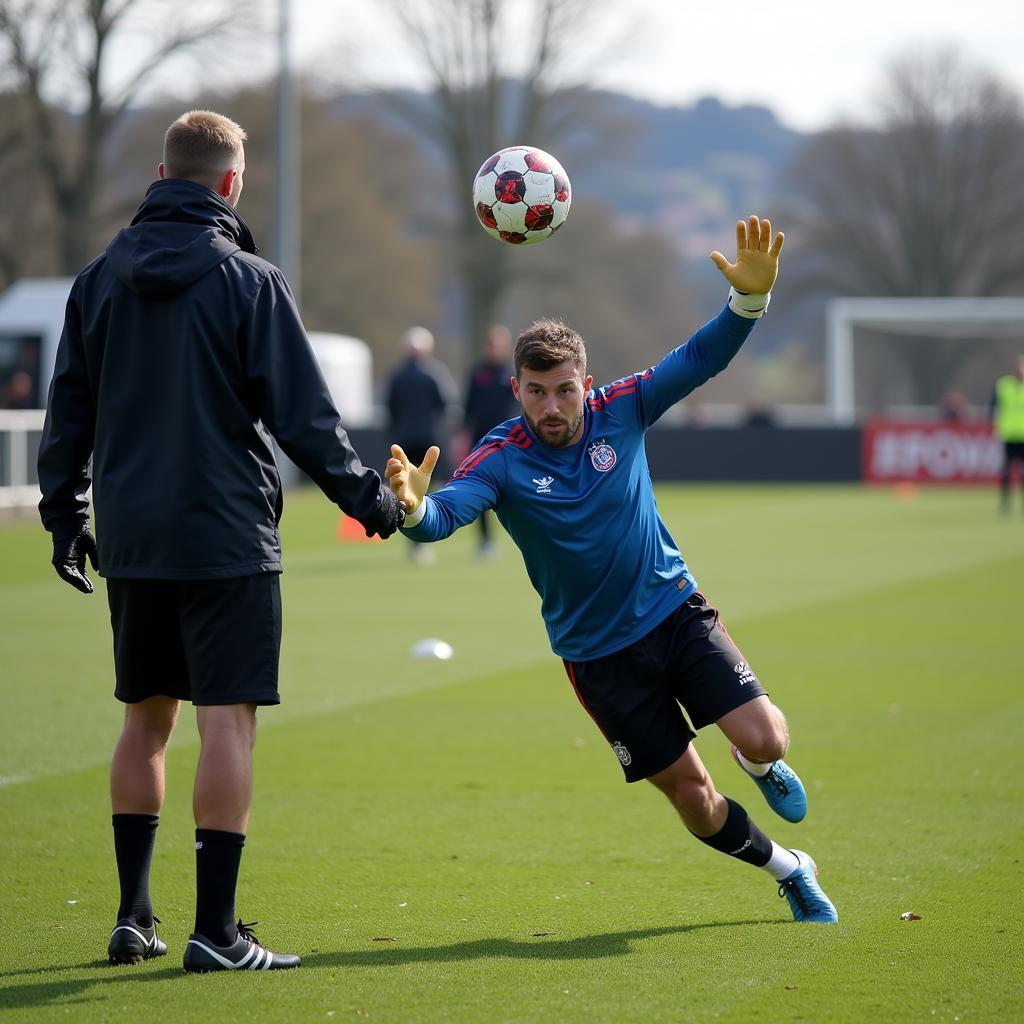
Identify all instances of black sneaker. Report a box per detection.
[183,920,301,973]
[107,916,168,965]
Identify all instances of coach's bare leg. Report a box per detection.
[648,745,728,837]
[193,703,257,832]
[188,704,257,950]
[111,695,179,814]
[715,694,790,765]
[109,695,178,942]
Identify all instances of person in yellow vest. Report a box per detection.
[991,355,1024,513]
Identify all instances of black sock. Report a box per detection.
[112,813,159,926]
[194,828,246,946]
[692,797,773,867]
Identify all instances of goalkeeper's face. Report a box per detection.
[513,361,593,448]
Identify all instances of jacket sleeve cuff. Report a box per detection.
[47,513,90,541]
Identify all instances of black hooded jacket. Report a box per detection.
[38,178,383,579]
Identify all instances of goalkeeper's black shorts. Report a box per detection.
[562,592,766,783]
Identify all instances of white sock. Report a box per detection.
[762,842,800,881]
[736,750,772,776]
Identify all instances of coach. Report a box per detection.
[37,110,404,973]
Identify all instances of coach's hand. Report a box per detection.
[386,444,439,514]
[710,215,784,294]
[361,486,406,539]
[51,523,99,594]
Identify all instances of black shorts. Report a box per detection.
[563,593,766,783]
[1005,441,1024,463]
[106,574,282,706]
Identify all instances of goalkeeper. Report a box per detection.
[387,216,837,924]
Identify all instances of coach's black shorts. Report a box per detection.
[106,574,282,706]
[563,593,766,783]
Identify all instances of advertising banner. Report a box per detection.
[862,420,1002,484]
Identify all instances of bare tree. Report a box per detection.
[0,0,252,277]
[375,0,636,354]
[107,85,443,375]
[780,49,1024,404]
[785,48,1024,299]
[0,91,59,288]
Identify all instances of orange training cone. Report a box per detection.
[336,514,381,543]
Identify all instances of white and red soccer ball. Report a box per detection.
[472,146,571,245]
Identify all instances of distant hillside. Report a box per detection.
[330,87,804,264]
[572,93,803,262]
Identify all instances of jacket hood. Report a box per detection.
[105,179,259,298]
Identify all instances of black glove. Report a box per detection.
[361,486,406,540]
[52,523,99,594]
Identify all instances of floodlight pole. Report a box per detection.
[274,0,301,306]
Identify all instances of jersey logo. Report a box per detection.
[589,440,617,473]
[533,475,555,494]
[612,742,632,767]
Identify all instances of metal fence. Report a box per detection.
[0,409,44,511]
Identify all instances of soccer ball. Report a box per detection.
[472,146,571,245]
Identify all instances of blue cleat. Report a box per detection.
[778,849,839,923]
[731,745,807,823]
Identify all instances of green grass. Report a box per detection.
[1,484,1022,1022]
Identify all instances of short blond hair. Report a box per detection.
[163,110,246,183]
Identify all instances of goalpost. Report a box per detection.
[825,297,1024,424]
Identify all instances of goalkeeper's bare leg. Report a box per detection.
[648,745,837,923]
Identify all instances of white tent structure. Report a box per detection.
[0,279,73,509]
[306,332,374,427]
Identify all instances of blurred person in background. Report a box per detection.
[461,323,517,558]
[743,402,777,428]
[940,389,970,423]
[385,325,458,564]
[0,369,36,409]
[37,109,404,974]
[991,354,1024,514]
[387,216,838,926]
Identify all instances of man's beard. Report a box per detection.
[522,407,584,448]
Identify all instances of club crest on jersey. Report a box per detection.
[589,440,617,473]
[533,475,555,494]
[612,741,632,767]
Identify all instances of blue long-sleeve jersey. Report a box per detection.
[402,303,757,660]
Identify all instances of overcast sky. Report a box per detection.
[282,0,1023,131]
[98,0,1023,131]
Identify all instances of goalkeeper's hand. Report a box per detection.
[386,444,440,515]
[361,486,406,539]
[51,522,99,594]
[710,214,784,294]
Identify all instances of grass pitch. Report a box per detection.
[1,484,1021,1022]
